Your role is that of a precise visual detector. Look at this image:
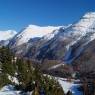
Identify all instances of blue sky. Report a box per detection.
[0,0,95,31]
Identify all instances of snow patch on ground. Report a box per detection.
[57,78,83,95]
[0,77,83,95]
[8,75,19,85]
[0,85,20,95]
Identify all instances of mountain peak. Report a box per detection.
[27,25,39,28]
[84,11,95,16]
[10,25,61,46]
[83,12,95,19]
[0,30,17,41]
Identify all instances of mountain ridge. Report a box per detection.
[1,12,95,67]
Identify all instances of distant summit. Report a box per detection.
[0,30,17,41]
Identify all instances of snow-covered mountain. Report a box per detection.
[0,30,17,41]
[7,12,95,70]
[0,30,17,46]
[35,12,95,62]
[9,25,61,47]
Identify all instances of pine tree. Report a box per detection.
[0,47,65,94]
[0,47,15,75]
[0,73,11,88]
[15,58,34,91]
[0,47,15,88]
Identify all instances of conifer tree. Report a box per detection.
[0,47,65,94]
[15,58,34,91]
[0,47,14,88]
[0,47,15,76]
